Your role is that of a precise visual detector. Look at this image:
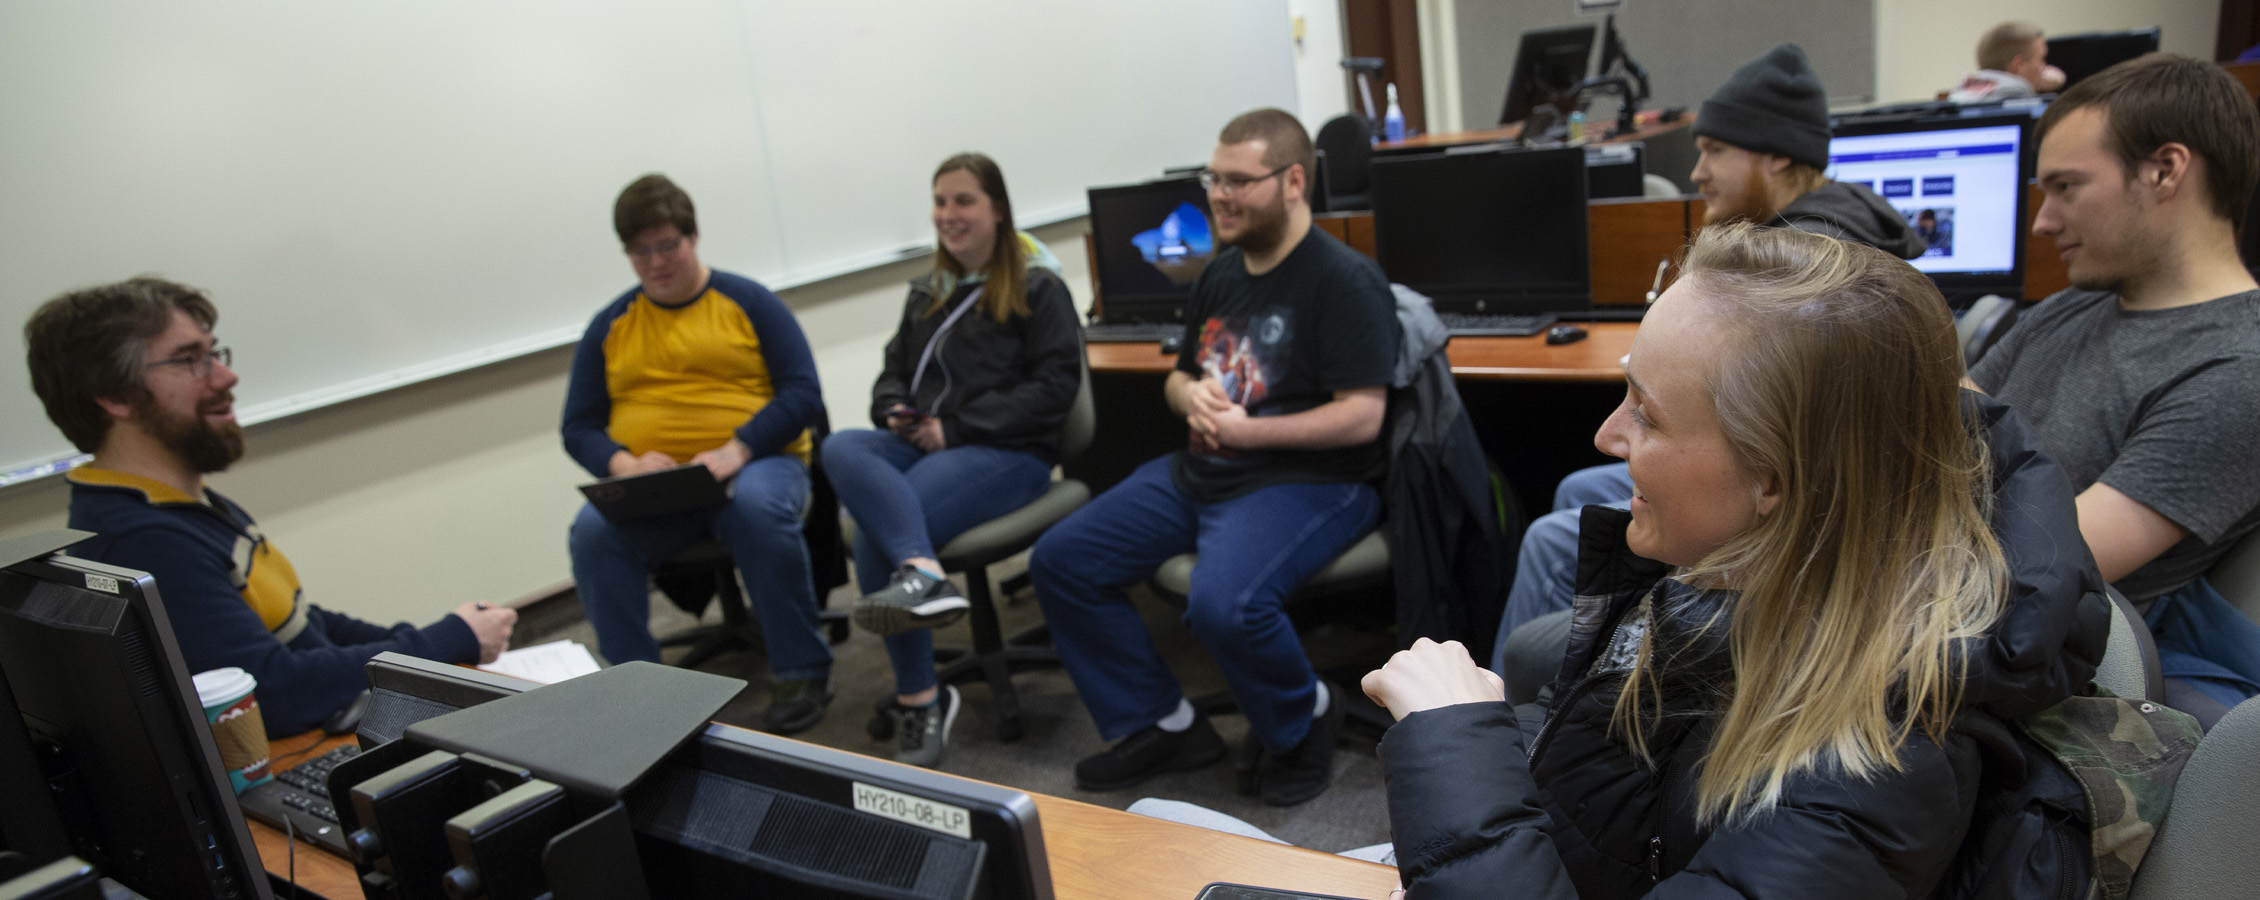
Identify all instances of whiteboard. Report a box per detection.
[0,1,1294,481]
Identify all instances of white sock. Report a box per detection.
[1155,697,1196,732]
[1311,680,1331,717]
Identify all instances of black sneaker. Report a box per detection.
[890,686,961,769]
[1073,714,1225,792]
[761,677,834,735]
[854,565,970,636]
[1256,683,1347,806]
[1233,731,1266,796]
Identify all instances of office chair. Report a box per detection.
[2205,528,2260,626]
[1147,529,1397,740]
[2125,696,2260,900]
[1498,607,1570,707]
[857,352,1098,742]
[2100,586,2165,702]
[1313,114,1374,211]
[653,422,853,669]
[1957,294,2019,367]
[1640,173,1681,199]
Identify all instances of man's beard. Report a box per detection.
[1220,193,1292,257]
[136,391,245,474]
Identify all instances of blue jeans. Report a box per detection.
[820,429,1054,695]
[2145,576,2260,719]
[1493,462,1632,675]
[1030,455,1379,755]
[567,454,830,679]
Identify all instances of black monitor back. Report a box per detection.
[1371,145,1592,315]
[1500,24,1595,126]
[2048,28,2161,91]
[1086,177,1213,324]
[0,551,272,900]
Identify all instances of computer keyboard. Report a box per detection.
[1084,321,1187,343]
[1436,312,1557,337]
[239,743,360,858]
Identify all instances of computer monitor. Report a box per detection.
[1499,24,1595,126]
[1827,111,2032,302]
[345,653,1052,900]
[630,724,1050,900]
[1086,176,1213,323]
[0,541,273,900]
[2047,27,2161,92]
[1370,145,1592,315]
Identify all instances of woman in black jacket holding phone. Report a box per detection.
[821,152,1081,768]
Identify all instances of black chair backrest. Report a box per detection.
[1314,114,1373,200]
[2246,97,2260,277]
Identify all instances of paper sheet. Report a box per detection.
[476,639,601,684]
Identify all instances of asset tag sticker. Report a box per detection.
[852,782,971,839]
[83,573,120,594]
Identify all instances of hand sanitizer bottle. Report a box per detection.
[1384,83,1406,143]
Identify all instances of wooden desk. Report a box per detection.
[249,729,1401,900]
[1086,325,1634,384]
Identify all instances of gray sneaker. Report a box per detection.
[891,686,961,769]
[854,565,969,636]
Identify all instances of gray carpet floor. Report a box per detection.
[517,552,1398,854]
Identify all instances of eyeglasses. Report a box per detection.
[626,235,685,259]
[1197,164,1292,197]
[147,345,231,379]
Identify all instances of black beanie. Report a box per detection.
[1693,43,1832,170]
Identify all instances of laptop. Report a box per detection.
[578,463,726,522]
[1084,174,1213,342]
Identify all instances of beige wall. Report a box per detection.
[1875,0,2221,105]
[0,221,1092,626]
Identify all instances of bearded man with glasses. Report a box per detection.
[1030,108,1401,806]
[25,277,516,737]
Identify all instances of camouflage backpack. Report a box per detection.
[2016,689,2203,900]
[1941,686,2201,900]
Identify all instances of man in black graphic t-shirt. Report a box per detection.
[1032,109,1399,806]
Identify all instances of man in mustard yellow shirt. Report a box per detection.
[562,174,831,733]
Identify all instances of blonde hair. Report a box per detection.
[1978,21,2045,73]
[927,152,1032,323]
[1614,221,2008,826]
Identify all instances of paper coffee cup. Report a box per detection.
[192,667,271,794]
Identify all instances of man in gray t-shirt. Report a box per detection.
[1970,289,2260,600]
[1968,55,2260,724]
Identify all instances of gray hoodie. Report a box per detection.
[1771,180,1929,260]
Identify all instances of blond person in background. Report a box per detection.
[1950,21,2068,103]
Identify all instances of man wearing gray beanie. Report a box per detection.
[1689,43,1927,259]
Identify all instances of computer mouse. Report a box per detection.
[1159,335,1183,355]
[322,689,371,736]
[1545,324,1588,345]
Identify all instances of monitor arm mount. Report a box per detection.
[1576,13,1652,136]
[1341,56,1387,134]
[1564,74,1643,135]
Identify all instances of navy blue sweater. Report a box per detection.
[66,468,478,737]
